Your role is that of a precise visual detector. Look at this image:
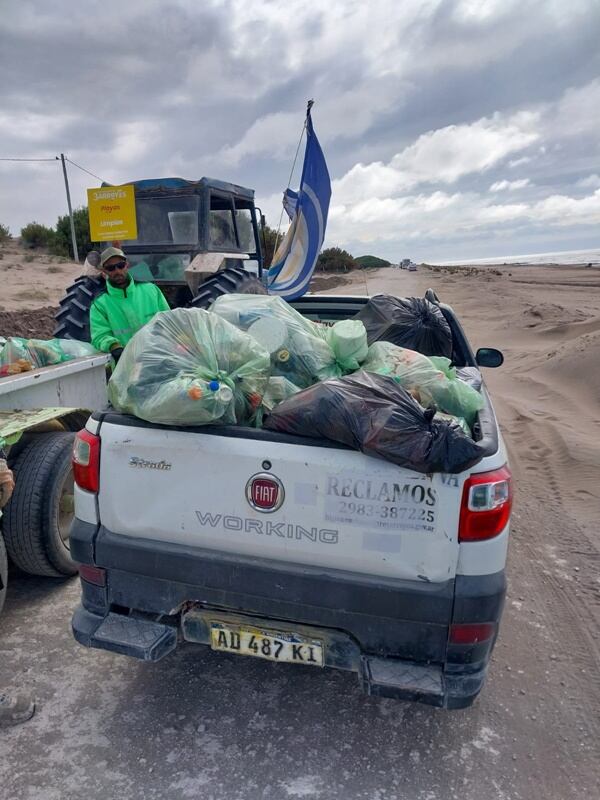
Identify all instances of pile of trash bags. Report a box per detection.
[108,293,488,473]
[264,371,485,474]
[0,337,99,376]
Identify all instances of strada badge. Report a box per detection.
[129,456,172,471]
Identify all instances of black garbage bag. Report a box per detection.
[264,371,485,474]
[456,366,483,392]
[355,295,452,358]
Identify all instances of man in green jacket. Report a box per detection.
[90,247,170,361]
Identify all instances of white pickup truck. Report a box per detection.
[70,292,511,709]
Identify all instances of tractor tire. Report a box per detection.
[0,534,7,616]
[54,275,105,342]
[3,433,78,578]
[188,267,267,310]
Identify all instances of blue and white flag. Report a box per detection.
[282,188,299,221]
[267,107,331,300]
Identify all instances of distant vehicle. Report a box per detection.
[408,262,417,272]
[399,259,417,271]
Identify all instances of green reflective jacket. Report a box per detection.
[90,278,170,352]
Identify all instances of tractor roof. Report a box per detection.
[101,176,255,198]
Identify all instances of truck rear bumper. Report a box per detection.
[71,519,504,709]
[72,604,487,709]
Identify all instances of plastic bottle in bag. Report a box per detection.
[211,294,342,387]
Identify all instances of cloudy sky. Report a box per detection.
[1,0,599,262]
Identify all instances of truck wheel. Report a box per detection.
[54,275,105,342]
[0,535,7,616]
[188,267,267,310]
[3,433,78,578]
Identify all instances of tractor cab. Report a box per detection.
[103,177,264,303]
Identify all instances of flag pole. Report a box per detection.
[272,100,314,259]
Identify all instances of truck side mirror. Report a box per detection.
[476,348,504,368]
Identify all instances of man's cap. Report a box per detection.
[100,247,126,267]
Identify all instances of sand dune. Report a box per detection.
[537,329,600,402]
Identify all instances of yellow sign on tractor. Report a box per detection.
[87,184,138,242]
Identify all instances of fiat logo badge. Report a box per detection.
[246,473,285,513]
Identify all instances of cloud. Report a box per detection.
[391,113,539,183]
[551,78,600,138]
[0,110,76,144]
[324,75,600,255]
[218,112,303,165]
[218,76,407,166]
[508,156,532,168]
[453,0,512,22]
[533,189,600,225]
[326,187,600,247]
[576,174,600,189]
[112,121,163,166]
[490,178,530,191]
[332,112,539,204]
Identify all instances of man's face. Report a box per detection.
[102,256,129,287]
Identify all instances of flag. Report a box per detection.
[267,106,331,300]
[282,188,299,221]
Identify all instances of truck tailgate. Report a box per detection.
[97,418,465,583]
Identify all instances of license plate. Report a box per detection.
[210,621,324,667]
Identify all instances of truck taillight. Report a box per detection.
[78,565,106,586]
[449,622,496,645]
[73,429,100,493]
[459,465,512,542]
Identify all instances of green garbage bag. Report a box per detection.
[320,320,369,372]
[361,341,484,426]
[255,376,302,427]
[53,339,101,360]
[108,308,271,427]
[211,294,342,387]
[0,337,98,369]
[429,356,456,378]
[261,376,302,412]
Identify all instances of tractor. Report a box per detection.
[54,177,267,341]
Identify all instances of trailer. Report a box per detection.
[0,354,109,615]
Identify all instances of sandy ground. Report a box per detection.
[0,255,599,798]
[0,239,82,312]
[0,238,82,339]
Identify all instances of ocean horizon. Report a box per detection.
[431,247,600,267]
